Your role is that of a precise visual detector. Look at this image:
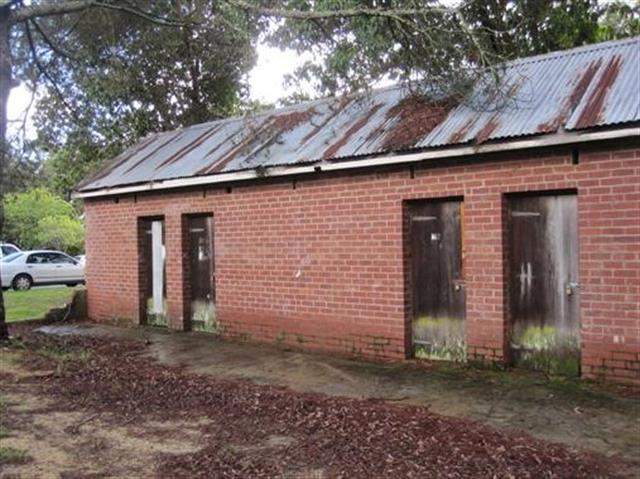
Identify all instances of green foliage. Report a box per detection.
[462,0,602,59]
[269,0,639,97]
[1,153,42,194]
[270,0,485,96]
[3,188,83,254]
[596,0,640,41]
[35,214,84,254]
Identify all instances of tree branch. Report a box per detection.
[225,0,454,21]
[31,18,78,61]
[10,0,190,27]
[24,20,78,119]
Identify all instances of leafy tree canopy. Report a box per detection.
[267,0,639,97]
[3,187,83,254]
[35,214,84,255]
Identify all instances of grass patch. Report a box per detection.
[3,287,81,322]
[0,446,29,466]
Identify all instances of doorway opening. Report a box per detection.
[138,217,167,327]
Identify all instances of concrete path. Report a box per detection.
[37,322,640,464]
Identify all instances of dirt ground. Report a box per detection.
[1,350,212,478]
[1,323,639,478]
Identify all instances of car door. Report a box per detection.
[49,253,83,282]
[25,252,55,283]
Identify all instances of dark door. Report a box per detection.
[509,193,579,375]
[188,215,216,332]
[409,200,465,361]
[139,218,167,327]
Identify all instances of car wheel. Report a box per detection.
[12,274,33,291]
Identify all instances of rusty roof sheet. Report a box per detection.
[78,37,639,192]
[423,36,639,147]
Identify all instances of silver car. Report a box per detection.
[0,243,21,259]
[1,250,85,291]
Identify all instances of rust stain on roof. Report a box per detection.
[574,55,623,129]
[474,80,523,144]
[299,97,353,147]
[203,128,243,160]
[155,124,224,170]
[272,108,316,130]
[198,108,317,175]
[379,95,453,151]
[123,131,185,175]
[537,59,602,133]
[198,118,273,175]
[447,117,478,144]
[322,103,383,159]
[474,117,500,144]
[78,134,159,187]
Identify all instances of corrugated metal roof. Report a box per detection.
[422,36,640,147]
[78,37,640,192]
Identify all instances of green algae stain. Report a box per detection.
[512,325,579,377]
[412,316,466,362]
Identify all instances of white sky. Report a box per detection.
[249,44,314,104]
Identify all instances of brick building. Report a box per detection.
[75,38,640,385]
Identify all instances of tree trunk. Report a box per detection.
[0,5,12,341]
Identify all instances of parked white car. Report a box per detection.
[0,243,21,259]
[1,250,85,291]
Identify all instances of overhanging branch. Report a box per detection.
[24,19,78,119]
[225,0,455,21]
[10,0,191,27]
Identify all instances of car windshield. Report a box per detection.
[1,252,24,263]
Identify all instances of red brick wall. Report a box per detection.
[83,143,640,385]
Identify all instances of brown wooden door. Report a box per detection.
[508,193,580,375]
[188,215,216,332]
[409,200,465,361]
